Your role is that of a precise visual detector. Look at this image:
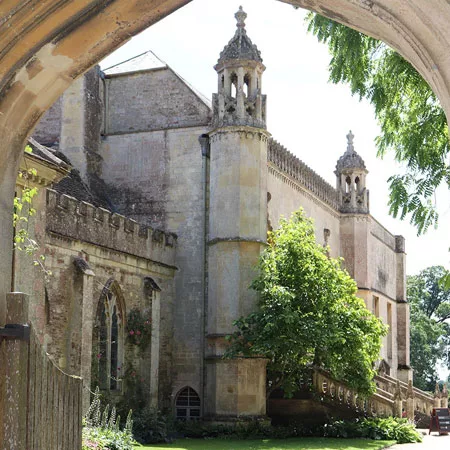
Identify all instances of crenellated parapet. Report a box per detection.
[46,189,177,268]
[267,139,339,210]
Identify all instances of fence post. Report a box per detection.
[1,293,30,450]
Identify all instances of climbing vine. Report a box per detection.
[126,308,152,352]
[14,145,52,280]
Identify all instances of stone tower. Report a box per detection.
[205,7,269,420]
[335,130,369,214]
[336,131,371,288]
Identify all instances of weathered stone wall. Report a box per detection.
[32,96,63,148]
[100,130,170,228]
[43,194,177,406]
[267,164,341,258]
[104,68,211,134]
[99,66,212,406]
[358,289,399,377]
[369,219,399,301]
[100,125,209,405]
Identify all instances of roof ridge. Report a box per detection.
[103,50,167,72]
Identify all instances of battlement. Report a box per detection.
[46,189,177,267]
[267,139,339,210]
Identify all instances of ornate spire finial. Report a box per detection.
[235,6,247,28]
[346,130,354,152]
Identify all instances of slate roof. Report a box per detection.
[103,50,167,75]
[53,170,113,210]
[216,6,263,66]
[27,137,70,171]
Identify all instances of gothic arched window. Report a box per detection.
[175,387,201,420]
[93,279,125,392]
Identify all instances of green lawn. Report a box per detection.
[135,438,395,450]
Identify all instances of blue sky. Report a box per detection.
[101,0,450,276]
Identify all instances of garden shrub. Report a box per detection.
[83,387,136,450]
[323,417,422,443]
[132,406,174,444]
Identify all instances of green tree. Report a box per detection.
[408,266,450,390]
[305,13,450,236]
[226,210,387,397]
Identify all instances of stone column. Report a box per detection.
[406,380,415,421]
[434,383,441,408]
[441,383,448,408]
[395,235,412,383]
[205,127,269,420]
[394,380,403,417]
[74,258,96,413]
[150,290,161,408]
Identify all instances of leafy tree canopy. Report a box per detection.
[408,266,450,390]
[305,13,450,236]
[225,210,387,397]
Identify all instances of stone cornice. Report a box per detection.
[267,139,340,211]
[207,237,267,246]
[268,164,341,219]
[208,126,270,143]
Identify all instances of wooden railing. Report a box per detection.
[313,368,442,422]
[0,293,82,450]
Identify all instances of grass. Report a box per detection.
[135,438,395,450]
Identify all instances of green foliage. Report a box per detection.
[323,417,422,444]
[135,417,416,447]
[305,13,450,235]
[127,308,152,352]
[226,210,387,397]
[408,266,450,390]
[83,387,136,450]
[14,153,52,279]
[132,407,173,444]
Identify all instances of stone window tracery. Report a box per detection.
[175,387,201,420]
[92,279,125,392]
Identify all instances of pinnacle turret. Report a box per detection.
[335,131,369,214]
[212,7,266,129]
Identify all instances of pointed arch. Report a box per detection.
[92,278,126,391]
[175,386,201,420]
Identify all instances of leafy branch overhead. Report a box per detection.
[226,210,387,398]
[305,13,450,235]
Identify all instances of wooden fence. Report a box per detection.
[0,293,82,450]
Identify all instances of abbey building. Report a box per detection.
[17,7,410,420]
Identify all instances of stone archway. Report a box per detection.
[0,0,449,323]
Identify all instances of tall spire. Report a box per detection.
[216,6,263,66]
